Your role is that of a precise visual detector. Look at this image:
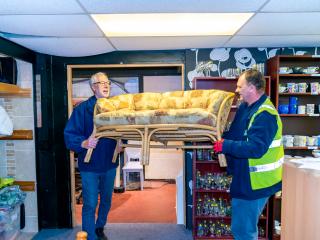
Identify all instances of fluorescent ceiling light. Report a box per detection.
[92,13,253,37]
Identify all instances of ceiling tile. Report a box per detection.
[79,0,267,13]
[109,36,230,50]
[225,35,320,48]
[0,0,84,14]
[0,15,103,37]
[238,13,320,35]
[6,37,115,57]
[261,0,320,12]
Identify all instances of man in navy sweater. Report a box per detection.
[64,72,119,240]
[214,69,283,239]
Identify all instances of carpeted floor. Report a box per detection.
[76,181,177,224]
[30,224,192,240]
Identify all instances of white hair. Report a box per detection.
[89,72,108,87]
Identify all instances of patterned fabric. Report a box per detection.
[94,108,216,126]
[133,93,162,110]
[94,90,234,128]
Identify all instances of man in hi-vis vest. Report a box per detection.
[213,69,283,240]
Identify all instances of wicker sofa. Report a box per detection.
[85,89,235,166]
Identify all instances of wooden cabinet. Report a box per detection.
[267,55,320,155]
[192,148,269,240]
[267,55,320,239]
[192,77,270,240]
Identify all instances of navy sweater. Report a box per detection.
[64,96,118,172]
[222,94,282,200]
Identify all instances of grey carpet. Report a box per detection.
[32,224,192,240]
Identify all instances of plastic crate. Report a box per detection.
[0,204,21,240]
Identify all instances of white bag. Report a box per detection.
[0,105,13,136]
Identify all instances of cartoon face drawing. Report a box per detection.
[234,49,256,70]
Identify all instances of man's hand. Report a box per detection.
[213,139,224,154]
[81,136,98,149]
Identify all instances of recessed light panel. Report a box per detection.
[92,13,253,37]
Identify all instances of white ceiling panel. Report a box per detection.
[79,0,267,13]
[110,36,231,51]
[0,1,320,57]
[238,13,320,35]
[0,15,103,37]
[6,37,115,57]
[225,35,320,48]
[0,0,84,14]
[262,0,320,12]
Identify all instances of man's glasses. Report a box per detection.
[94,81,111,86]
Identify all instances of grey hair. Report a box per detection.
[89,72,108,87]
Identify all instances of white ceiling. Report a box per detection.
[0,0,320,57]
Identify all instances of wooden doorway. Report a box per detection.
[66,63,185,227]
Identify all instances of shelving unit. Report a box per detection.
[0,82,35,193]
[192,77,271,240]
[267,55,320,154]
[0,83,33,140]
[267,55,320,240]
[0,82,31,98]
[192,148,269,240]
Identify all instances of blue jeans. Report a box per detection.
[81,168,116,240]
[231,197,269,240]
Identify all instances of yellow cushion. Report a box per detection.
[95,108,216,126]
[133,93,162,110]
[159,97,185,109]
[184,90,211,109]
[96,94,134,113]
[161,91,184,97]
[94,89,234,128]
[96,98,116,113]
[207,90,231,115]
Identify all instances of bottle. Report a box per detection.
[197,149,203,160]
[197,223,204,237]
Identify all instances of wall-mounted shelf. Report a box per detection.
[279,74,320,77]
[280,114,320,117]
[284,146,319,150]
[279,93,318,96]
[0,82,31,98]
[0,130,33,140]
[14,181,35,191]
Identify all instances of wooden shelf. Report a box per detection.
[0,82,31,98]
[195,189,230,193]
[279,93,319,96]
[284,146,319,150]
[279,73,320,77]
[195,215,267,220]
[14,181,35,192]
[195,236,233,239]
[0,130,33,140]
[280,114,320,117]
[196,161,219,164]
[272,233,281,240]
[195,215,231,219]
[195,237,267,240]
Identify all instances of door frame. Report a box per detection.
[66,63,185,227]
